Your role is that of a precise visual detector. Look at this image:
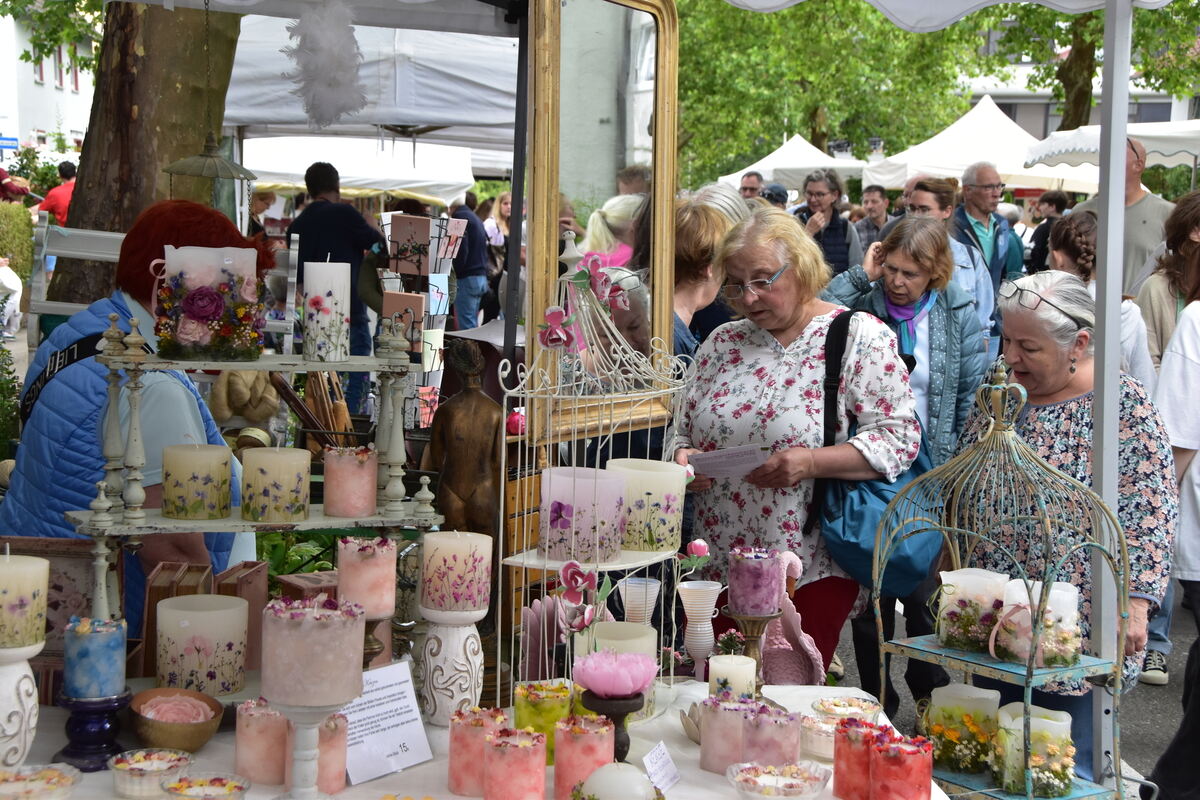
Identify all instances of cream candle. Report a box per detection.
[604,458,687,552]
[553,715,614,800]
[156,594,247,696]
[514,681,571,765]
[285,713,348,795]
[449,707,508,797]
[483,728,546,800]
[302,261,352,362]
[63,617,126,699]
[242,447,311,523]
[0,552,48,648]
[261,595,366,707]
[337,537,397,619]
[538,467,625,563]
[161,445,233,520]
[322,445,378,518]
[928,684,1000,772]
[707,654,756,697]
[728,548,783,616]
[235,699,287,785]
[419,531,493,623]
[936,568,1009,652]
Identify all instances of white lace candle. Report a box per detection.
[156,594,248,696]
[261,595,366,707]
[604,458,687,552]
[0,553,48,648]
[242,447,310,523]
[337,537,397,619]
[161,444,233,520]
[419,531,493,623]
[302,261,351,362]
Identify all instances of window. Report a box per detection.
[53,46,64,88]
[32,58,44,83]
[1134,102,1171,124]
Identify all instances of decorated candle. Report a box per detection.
[156,594,247,696]
[241,447,311,523]
[993,702,1075,797]
[992,580,1082,667]
[154,245,264,361]
[302,261,351,362]
[234,700,287,785]
[743,705,801,766]
[0,553,48,648]
[708,654,756,697]
[285,713,348,795]
[261,595,366,707]
[871,735,933,800]
[449,707,508,797]
[322,445,378,518]
[514,681,571,765]
[812,696,883,724]
[161,444,233,520]
[698,694,756,774]
[553,715,614,800]
[63,616,127,699]
[800,715,838,761]
[419,531,493,624]
[936,568,1008,651]
[604,458,686,552]
[927,684,1000,772]
[588,622,659,719]
[484,728,546,800]
[337,537,398,619]
[833,719,885,800]
[538,467,625,563]
[728,548,783,616]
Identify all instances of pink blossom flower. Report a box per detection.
[240,280,258,303]
[538,306,575,350]
[559,560,597,605]
[687,539,709,558]
[176,317,213,346]
[573,650,657,698]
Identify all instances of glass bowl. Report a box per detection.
[799,714,838,761]
[811,695,882,724]
[725,762,833,798]
[0,764,81,800]
[109,749,192,798]
[160,771,250,799]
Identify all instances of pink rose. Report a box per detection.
[140,694,214,723]
[175,317,212,346]
[239,279,258,303]
[687,539,709,558]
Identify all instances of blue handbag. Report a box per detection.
[802,310,940,598]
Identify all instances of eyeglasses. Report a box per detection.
[968,183,1006,193]
[906,203,938,215]
[805,190,833,200]
[723,264,789,300]
[998,282,1093,330]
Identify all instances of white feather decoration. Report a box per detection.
[281,0,368,129]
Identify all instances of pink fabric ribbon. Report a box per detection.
[988,604,1046,668]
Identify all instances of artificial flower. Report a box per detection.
[537,306,575,350]
[559,560,597,605]
[175,317,213,346]
[179,286,225,322]
[687,539,709,558]
[573,649,657,698]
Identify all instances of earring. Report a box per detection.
[1069,357,1077,374]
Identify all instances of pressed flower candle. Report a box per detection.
[708,654,756,697]
[538,467,625,563]
[235,700,287,786]
[449,707,508,797]
[154,245,264,361]
[337,536,397,619]
[992,702,1075,797]
[63,616,127,699]
[322,445,379,518]
[156,594,248,696]
[285,713,348,795]
[0,553,48,648]
[936,568,1009,652]
[302,261,351,362]
[603,458,686,552]
[419,531,493,623]
[161,445,233,520]
[514,681,571,765]
[871,735,933,800]
[927,684,1000,773]
[742,705,801,767]
[992,580,1083,667]
[833,719,885,800]
[553,715,614,800]
[698,694,757,774]
[241,447,311,523]
[484,728,546,800]
[728,548,783,616]
[261,595,366,707]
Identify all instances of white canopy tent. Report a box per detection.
[717,134,866,188]
[861,95,1100,191]
[1026,119,1200,187]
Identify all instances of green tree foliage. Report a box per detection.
[677,0,1002,187]
[0,0,103,69]
[0,203,34,281]
[6,146,63,198]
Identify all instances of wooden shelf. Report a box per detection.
[934,766,1115,800]
[882,635,1114,687]
[65,505,442,536]
[501,547,676,572]
[95,353,416,374]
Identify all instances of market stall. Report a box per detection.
[717,134,866,189]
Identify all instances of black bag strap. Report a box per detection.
[20,332,105,425]
[802,310,859,536]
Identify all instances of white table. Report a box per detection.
[28,681,951,799]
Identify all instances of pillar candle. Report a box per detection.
[514,681,571,765]
[707,655,756,698]
[699,695,756,774]
[419,531,493,623]
[0,553,49,648]
[871,735,933,800]
[928,684,1000,772]
[589,621,658,720]
[484,728,546,800]
[833,719,885,800]
[994,580,1083,667]
[242,447,311,523]
[553,715,614,800]
[155,245,263,361]
[156,594,247,696]
[936,568,1009,652]
[285,713,348,795]
[538,467,625,563]
[235,699,288,785]
[261,595,366,707]
[994,702,1075,796]
[728,548,783,616]
[161,444,233,520]
[323,445,378,518]
[604,458,687,552]
[302,261,351,362]
[63,617,126,699]
[337,537,397,619]
[743,707,801,767]
[449,707,508,797]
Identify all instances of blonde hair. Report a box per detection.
[675,200,735,287]
[715,206,830,302]
[582,194,645,254]
[879,216,955,290]
[491,191,511,237]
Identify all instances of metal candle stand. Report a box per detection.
[722,605,783,691]
[53,688,133,771]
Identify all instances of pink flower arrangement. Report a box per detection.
[175,317,213,346]
[573,650,657,698]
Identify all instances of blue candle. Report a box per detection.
[63,616,127,699]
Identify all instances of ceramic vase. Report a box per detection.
[0,641,43,767]
[678,580,722,670]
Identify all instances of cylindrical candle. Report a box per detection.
[156,594,248,696]
[63,616,126,699]
[337,537,397,619]
[285,713,348,795]
[699,695,755,774]
[514,681,571,765]
[449,707,508,797]
[994,580,1083,667]
[936,568,1008,651]
[588,621,658,720]
[419,531,493,624]
[242,447,311,523]
[871,735,933,800]
[323,445,378,518]
[994,702,1075,796]
[833,719,885,800]
[155,245,263,361]
[604,458,687,552]
[160,444,233,520]
[302,261,352,362]
[538,467,625,563]
[928,684,1000,773]
[261,595,366,707]
[743,706,800,767]
[483,728,546,800]
[728,548,783,616]
[553,715,614,800]
[235,699,287,785]
[708,654,756,697]
[0,554,49,648]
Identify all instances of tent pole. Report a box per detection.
[502,2,529,363]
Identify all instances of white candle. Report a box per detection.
[161,444,233,520]
[0,554,49,648]
[604,458,687,552]
[302,261,351,362]
[590,620,657,657]
[261,595,366,707]
[708,654,756,697]
[242,447,311,523]
[419,531,493,624]
[156,594,248,696]
[337,537,397,620]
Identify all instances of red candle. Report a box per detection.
[449,707,507,797]
[871,736,933,800]
[834,719,887,800]
[484,728,546,800]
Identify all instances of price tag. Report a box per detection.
[342,660,433,784]
[642,740,681,792]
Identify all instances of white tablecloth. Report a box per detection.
[28,681,951,799]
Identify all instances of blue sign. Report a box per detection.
[0,138,17,151]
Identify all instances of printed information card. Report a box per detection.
[342,660,432,784]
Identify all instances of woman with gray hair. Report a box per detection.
[957,269,1177,780]
[795,168,862,274]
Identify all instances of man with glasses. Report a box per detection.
[952,161,1013,360]
[739,171,765,200]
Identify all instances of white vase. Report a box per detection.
[684,621,715,667]
[414,622,483,727]
[678,580,723,668]
[0,641,44,767]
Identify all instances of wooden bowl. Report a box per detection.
[129,689,223,753]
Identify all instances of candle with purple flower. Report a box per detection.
[161,444,233,520]
[241,447,310,523]
[936,568,1008,652]
[302,261,351,362]
[419,531,493,622]
[538,467,625,563]
[154,245,264,361]
[604,458,687,552]
[0,553,48,648]
[698,693,756,774]
[728,547,783,616]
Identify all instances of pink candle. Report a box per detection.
[728,548,783,616]
[285,713,348,795]
[871,736,932,800]
[449,707,508,797]
[553,715,614,800]
[484,728,546,800]
[699,695,755,774]
[834,719,886,800]
[743,706,801,767]
[261,595,366,707]
[323,445,379,518]
[235,699,287,785]
[337,537,397,619]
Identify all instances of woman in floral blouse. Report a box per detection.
[959,270,1176,780]
[672,206,922,667]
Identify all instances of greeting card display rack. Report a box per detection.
[873,367,1131,800]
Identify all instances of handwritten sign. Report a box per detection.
[342,660,432,784]
[642,740,681,792]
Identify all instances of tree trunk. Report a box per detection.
[1055,13,1098,132]
[48,3,241,304]
[808,105,829,154]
